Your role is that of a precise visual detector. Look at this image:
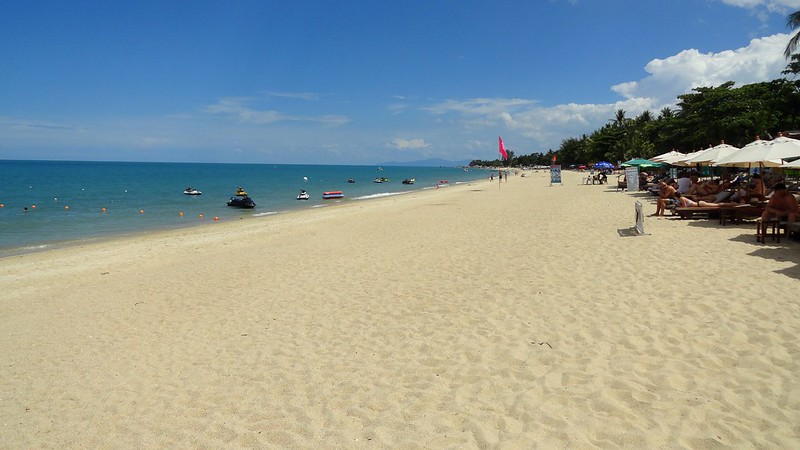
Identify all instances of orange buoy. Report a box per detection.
[139,209,144,214]
[179,211,184,217]
[0,203,4,208]
[213,216,219,221]
[64,206,70,210]
[199,214,204,219]
[31,204,37,209]
[101,207,107,212]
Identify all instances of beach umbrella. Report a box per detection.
[762,136,800,162]
[683,143,739,166]
[577,165,587,169]
[714,139,782,167]
[620,158,663,168]
[650,150,685,164]
[669,150,705,166]
[784,158,800,168]
[593,161,614,170]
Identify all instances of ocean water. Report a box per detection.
[0,160,486,256]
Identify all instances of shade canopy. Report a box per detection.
[784,158,800,168]
[621,158,663,168]
[650,150,686,164]
[714,139,783,167]
[763,136,800,162]
[683,143,739,165]
[593,161,614,169]
[670,150,705,166]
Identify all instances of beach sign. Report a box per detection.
[635,201,644,235]
[549,165,562,185]
[625,166,639,191]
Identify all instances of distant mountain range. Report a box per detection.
[375,158,471,167]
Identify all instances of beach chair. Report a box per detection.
[674,206,722,220]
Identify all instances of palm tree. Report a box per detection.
[786,10,800,59]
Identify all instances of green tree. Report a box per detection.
[785,10,800,58]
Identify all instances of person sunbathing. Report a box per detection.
[761,183,799,226]
[673,192,737,208]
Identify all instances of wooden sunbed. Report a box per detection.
[719,204,765,225]
[673,206,723,220]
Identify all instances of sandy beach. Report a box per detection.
[2,169,799,448]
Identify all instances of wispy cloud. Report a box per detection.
[720,0,800,15]
[418,31,791,152]
[203,97,349,126]
[265,91,325,101]
[0,119,85,131]
[388,138,430,150]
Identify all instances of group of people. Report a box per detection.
[651,171,799,229]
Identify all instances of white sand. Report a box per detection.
[2,169,799,448]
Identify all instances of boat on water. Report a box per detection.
[348,178,356,183]
[297,190,310,200]
[227,186,256,208]
[183,187,202,195]
[402,178,415,185]
[322,191,344,199]
[373,177,390,183]
[437,180,450,187]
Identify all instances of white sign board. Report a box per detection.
[625,167,639,192]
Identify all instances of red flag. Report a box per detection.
[498,136,508,160]
[552,155,557,163]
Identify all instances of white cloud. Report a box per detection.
[388,138,430,149]
[421,32,793,153]
[611,33,790,106]
[720,0,800,13]
[203,97,349,126]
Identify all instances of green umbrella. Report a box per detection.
[620,158,664,168]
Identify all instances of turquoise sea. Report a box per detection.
[0,160,486,257]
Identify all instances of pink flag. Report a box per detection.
[498,136,508,160]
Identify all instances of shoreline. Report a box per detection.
[3,169,800,448]
[0,180,478,259]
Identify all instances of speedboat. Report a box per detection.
[402,178,415,185]
[183,187,202,195]
[297,190,310,200]
[373,177,390,183]
[227,196,255,208]
[227,186,255,208]
[322,191,344,199]
[347,178,356,183]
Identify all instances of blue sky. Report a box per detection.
[1,0,799,164]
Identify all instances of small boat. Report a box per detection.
[347,178,356,183]
[227,186,255,208]
[322,191,344,199]
[402,178,415,185]
[227,196,256,208]
[297,190,310,200]
[183,187,202,195]
[373,177,390,183]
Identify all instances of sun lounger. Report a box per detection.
[719,204,765,225]
[674,206,723,220]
